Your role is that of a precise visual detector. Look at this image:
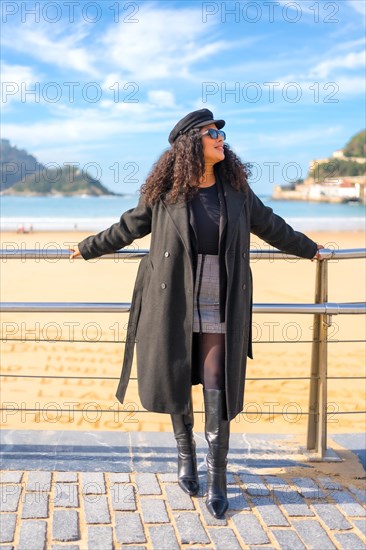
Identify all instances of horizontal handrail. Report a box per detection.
[1,374,364,381]
[0,248,365,260]
[0,301,365,314]
[0,405,363,416]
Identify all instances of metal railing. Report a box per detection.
[1,247,365,459]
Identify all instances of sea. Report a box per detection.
[1,195,365,232]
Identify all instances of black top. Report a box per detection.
[189,183,220,254]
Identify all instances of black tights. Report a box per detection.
[192,332,225,390]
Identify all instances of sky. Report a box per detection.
[1,0,365,195]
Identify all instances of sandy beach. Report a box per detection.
[1,230,365,436]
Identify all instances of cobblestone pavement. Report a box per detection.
[1,431,365,549]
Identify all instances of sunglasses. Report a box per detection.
[200,128,226,140]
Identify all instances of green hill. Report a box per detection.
[0,139,43,191]
[309,129,365,180]
[343,129,366,158]
[0,139,116,196]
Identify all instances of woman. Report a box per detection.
[70,109,323,518]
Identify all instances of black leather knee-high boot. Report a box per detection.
[170,394,199,496]
[203,388,230,518]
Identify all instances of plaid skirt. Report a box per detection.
[192,253,226,334]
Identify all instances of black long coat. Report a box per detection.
[78,173,317,420]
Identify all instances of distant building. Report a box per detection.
[332,149,365,163]
[273,147,365,204]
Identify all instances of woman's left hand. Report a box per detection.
[313,244,325,260]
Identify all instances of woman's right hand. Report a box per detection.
[69,245,81,259]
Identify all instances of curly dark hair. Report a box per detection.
[140,128,252,206]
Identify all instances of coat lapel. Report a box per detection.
[161,195,193,261]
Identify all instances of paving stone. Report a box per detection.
[54,483,79,507]
[53,509,79,541]
[108,472,130,483]
[272,528,306,550]
[149,524,180,550]
[140,497,169,523]
[21,492,49,518]
[0,513,16,543]
[115,512,146,544]
[265,475,289,487]
[197,498,228,526]
[165,483,194,510]
[0,485,22,512]
[208,526,242,549]
[135,473,161,494]
[333,532,366,549]
[331,490,366,517]
[83,495,111,524]
[18,519,47,550]
[251,495,289,526]
[0,472,23,483]
[227,483,250,511]
[348,485,366,504]
[1,546,14,550]
[81,472,105,494]
[318,476,343,492]
[111,483,136,511]
[291,477,326,499]
[159,473,177,482]
[26,471,51,491]
[312,502,352,530]
[87,526,113,550]
[273,487,314,516]
[232,513,269,545]
[226,471,237,485]
[292,519,336,549]
[52,546,79,550]
[54,472,78,483]
[353,518,366,537]
[174,512,210,544]
[240,474,270,496]
[265,476,308,516]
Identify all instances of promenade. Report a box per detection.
[1,431,365,549]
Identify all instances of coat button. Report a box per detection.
[161,283,167,289]
[242,283,246,290]
[164,251,170,257]
[242,252,246,259]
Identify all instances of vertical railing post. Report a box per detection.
[307,259,329,457]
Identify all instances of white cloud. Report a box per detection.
[1,21,97,76]
[310,51,365,79]
[100,5,230,80]
[1,4,238,85]
[0,63,40,107]
[329,76,366,95]
[348,0,366,16]
[329,38,366,52]
[147,90,176,108]
[1,99,180,150]
[255,126,342,148]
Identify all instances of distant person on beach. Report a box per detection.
[70,109,324,518]
[16,224,33,234]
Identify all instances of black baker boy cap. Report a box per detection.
[168,108,225,145]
